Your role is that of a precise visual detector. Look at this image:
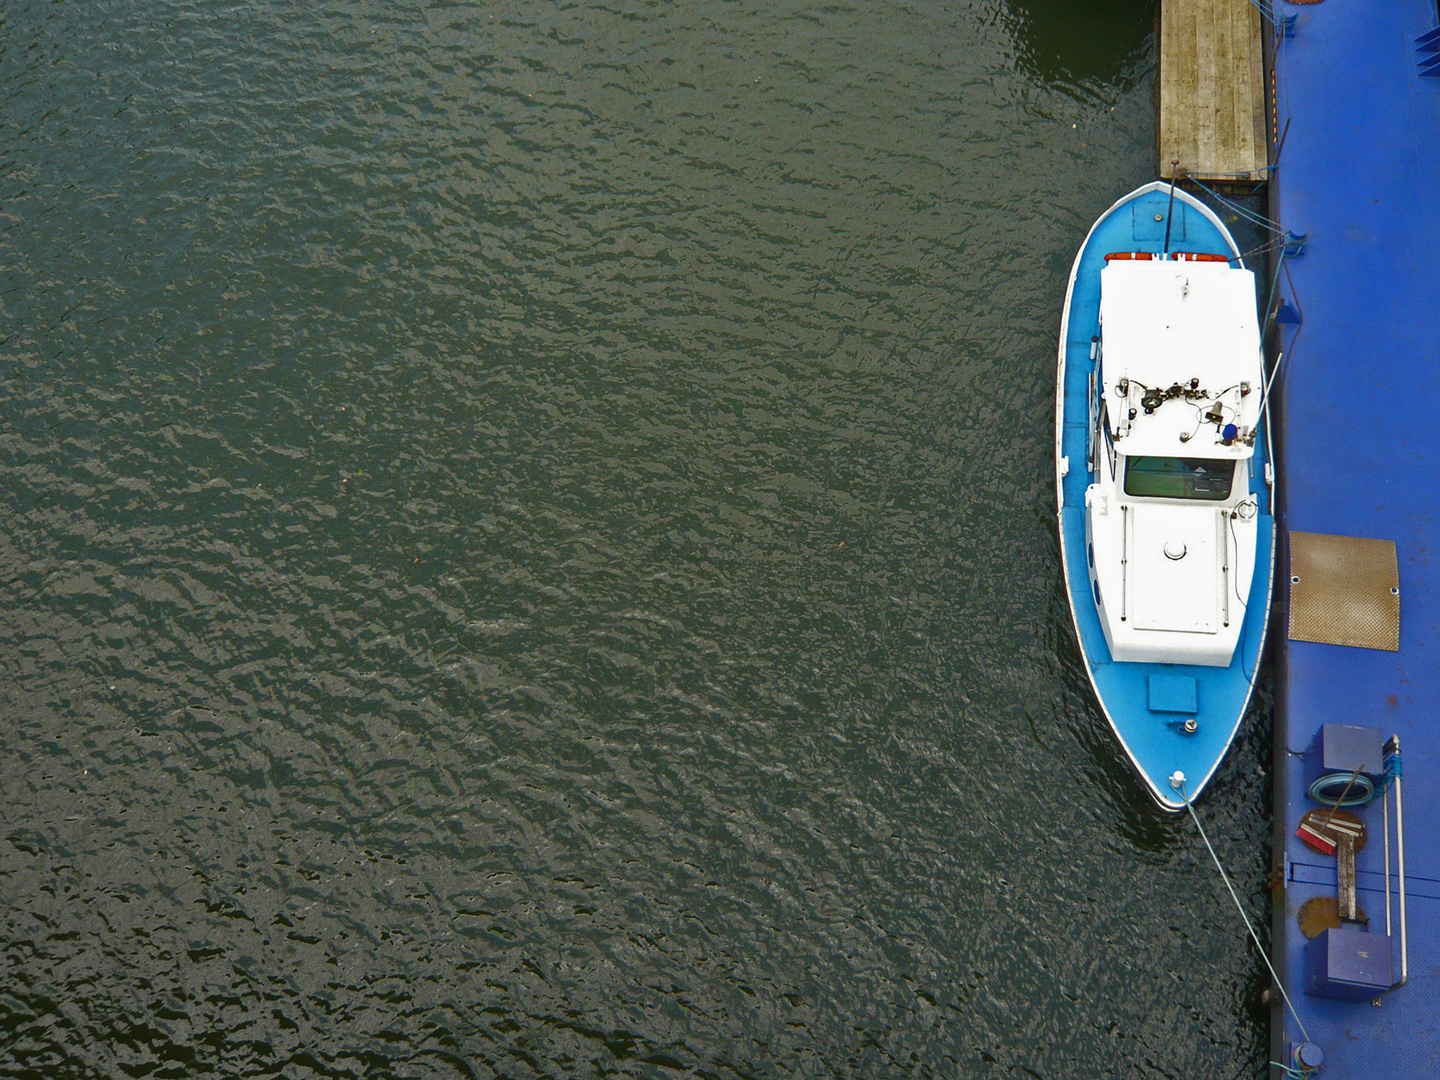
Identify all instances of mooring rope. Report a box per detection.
[1172,777,1312,1044]
[1239,0,1275,27]
[1269,1061,1313,1080]
[1189,176,1285,235]
[1241,232,1289,263]
[1264,260,1306,393]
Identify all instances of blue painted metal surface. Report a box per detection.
[1057,184,1275,812]
[1149,673,1200,715]
[1273,0,1440,1073]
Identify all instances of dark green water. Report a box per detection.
[1,2,1273,1077]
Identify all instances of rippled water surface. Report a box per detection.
[1,2,1274,1077]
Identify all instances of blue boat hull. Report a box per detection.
[1055,183,1275,810]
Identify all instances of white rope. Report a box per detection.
[1173,777,1312,1044]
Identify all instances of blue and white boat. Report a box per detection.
[1055,182,1275,810]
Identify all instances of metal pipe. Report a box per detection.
[1120,503,1129,621]
[1257,350,1284,426]
[1163,162,1180,256]
[1220,510,1230,627]
[1273,115,1293,164]
[1396,759,1408,986]
[1383,786,1392,937]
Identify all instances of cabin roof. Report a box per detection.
[1100,260,1263,459]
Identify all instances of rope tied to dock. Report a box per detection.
[1268,1060,1317,1080]
[1385,742,1403,783]
[1189,176,1285,235]
[1250,0,1276,24]
[1169,773,1312,1045]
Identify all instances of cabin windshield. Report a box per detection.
[1123,455,1235,500]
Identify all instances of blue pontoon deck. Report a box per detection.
[1271,0,1440,1074]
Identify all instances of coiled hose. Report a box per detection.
[1307,747,1404,807]
[1307,771,1375,807]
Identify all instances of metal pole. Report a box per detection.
[1396,763,1408,986]
[1220,510,1230,627]
[1257,350,1284,427]
[1383,786,1392,937]
[1120,503,1129,621]
[1163,161,1180,256]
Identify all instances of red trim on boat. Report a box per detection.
[1104,251,1232,262]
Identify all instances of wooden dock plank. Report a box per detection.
[1160,0,1267,183]
[1245,1,1267,163]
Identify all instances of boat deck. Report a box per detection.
[1159,0,1268,182]
[1056,187,1274,812]
[1273,0,1440,1074]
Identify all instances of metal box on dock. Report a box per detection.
[1303,926,1392,1001]
[1305,724,1385,790]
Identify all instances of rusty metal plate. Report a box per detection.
[1297,896,1368,940]
[1288,531,1399,651]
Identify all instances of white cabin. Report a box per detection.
[1084,258,1266,666]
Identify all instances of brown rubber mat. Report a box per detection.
[1288,531,1399,651]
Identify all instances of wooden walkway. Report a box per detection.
[1159,0,1268,183]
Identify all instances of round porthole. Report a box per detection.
[1291,575,1301,585]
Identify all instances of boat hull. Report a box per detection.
[1055,183,1275,810]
